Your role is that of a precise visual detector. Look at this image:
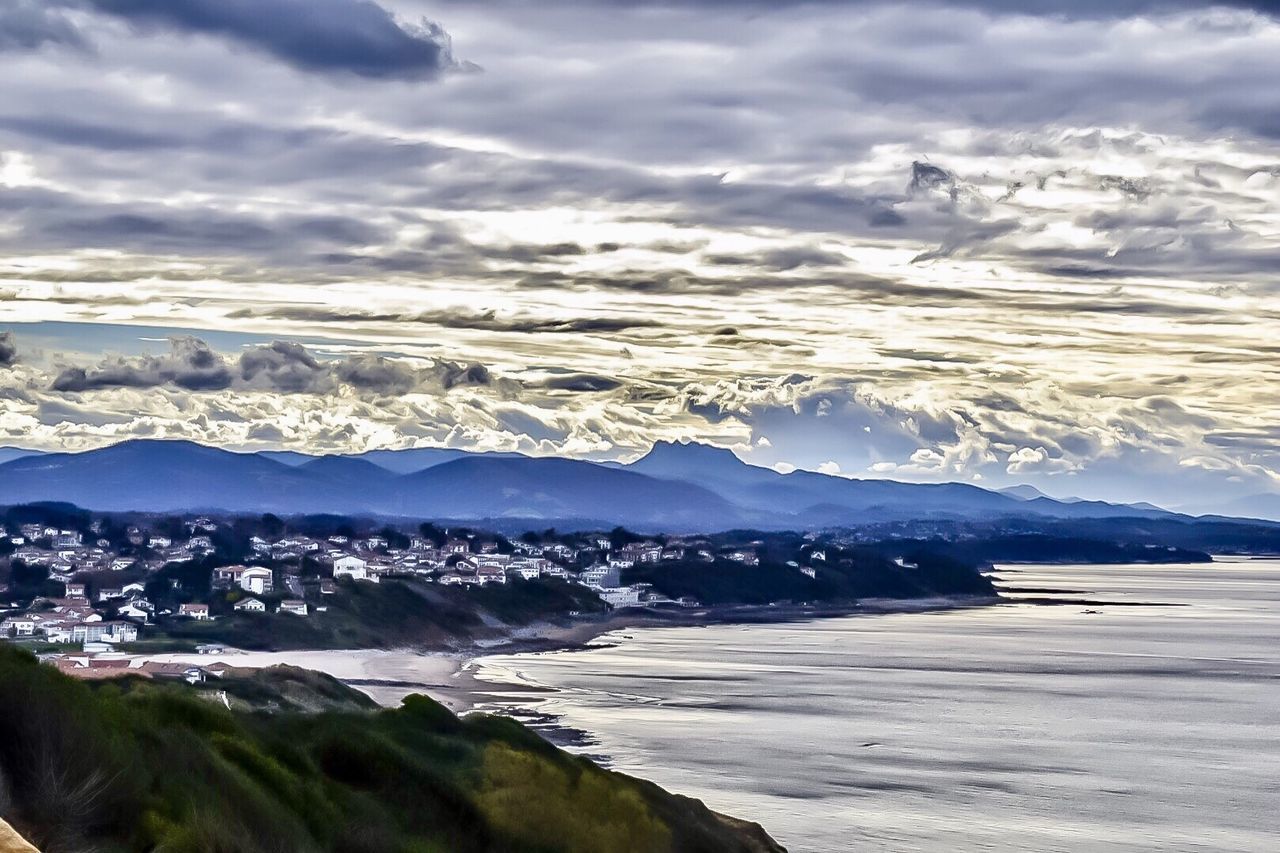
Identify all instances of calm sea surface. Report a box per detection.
[472,559,1280,852]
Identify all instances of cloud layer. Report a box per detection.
[1,0,1278,512]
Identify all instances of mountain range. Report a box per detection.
[0,438,1210,530]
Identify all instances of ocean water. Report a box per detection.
[472,559,1280,852]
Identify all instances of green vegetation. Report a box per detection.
[0,647,780,853]
[626,548,994,606]
[928,535,1212,565]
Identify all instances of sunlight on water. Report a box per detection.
[475,559,1280,852]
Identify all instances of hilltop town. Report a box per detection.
[3,506,902,663]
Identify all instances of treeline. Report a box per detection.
[922,535,1211,565]
[625,545,995,606]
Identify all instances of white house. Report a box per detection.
[212,565,247,588]
[73,621,138,643]
[333,555,373,582]
[234,597,266,613]
[597,587,642,608]
[178,603,211,620]
[581,565,620,588]
[239,567,274,595]
[2,616,36,637]
[476,566,506,585]
[118,602,152,622]
[276,600,308,617]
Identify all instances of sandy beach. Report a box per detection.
[135,649,480,710]
[134,596,996,713]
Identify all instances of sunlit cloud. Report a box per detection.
[1,0,1278,512]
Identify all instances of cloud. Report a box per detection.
[436,362,493,390]
[529,1,1280,18]
[543,374,625,392]
[230,305,660,335]
[2,0,1279,509]
[0,187,387,259]
[238,341,332,393]
[71,0,462,79]
[51,336,233,392]
[1006,446,1077,475]
[0,1,87,51]
[0,331,17,367]
[332,355,418,394]
[44,336,505,398]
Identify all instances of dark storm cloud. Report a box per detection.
[51,336,233,392]
[45,336,505,397]
[70,0,461,79]
[543,374,624,392]
[0,114,186,151]
[0,331,18,367]
[228,305,660,335]
[238,341,331,393]
[519,1,1280,18]
[438,362,493,390]
[333,355,418,394]
[909,161,956,196]
[704,246,848,272]
[315,236,629,277]
[484,242,609,262]
[0,1,86,51]
[0,187,384,257]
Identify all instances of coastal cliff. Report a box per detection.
[0,648,783,853]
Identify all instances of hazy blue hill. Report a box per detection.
[391,455,749,528]
[350,446,522,474]
[255,449,314,466]
[1013,495,1156,519]
[1000,484,1049,501]
[0,439,351,514]
[1198,493,1280,522]
[630,440,1023,518]
[0,447,41,466]
[628,440,780,488]
[298,455,398,491]
[630,440,1175,522]
[0,437,1178,528]
[259,447,523,474]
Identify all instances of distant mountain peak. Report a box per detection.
[999,484,1049,501]
[640,439,743,463]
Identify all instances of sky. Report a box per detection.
[0,0,1278,512]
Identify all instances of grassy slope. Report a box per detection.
[0,649,782,853]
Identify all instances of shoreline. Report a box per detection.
[129,556,1259,709]
[133,594,1000,714]
[455,594,1002,711]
